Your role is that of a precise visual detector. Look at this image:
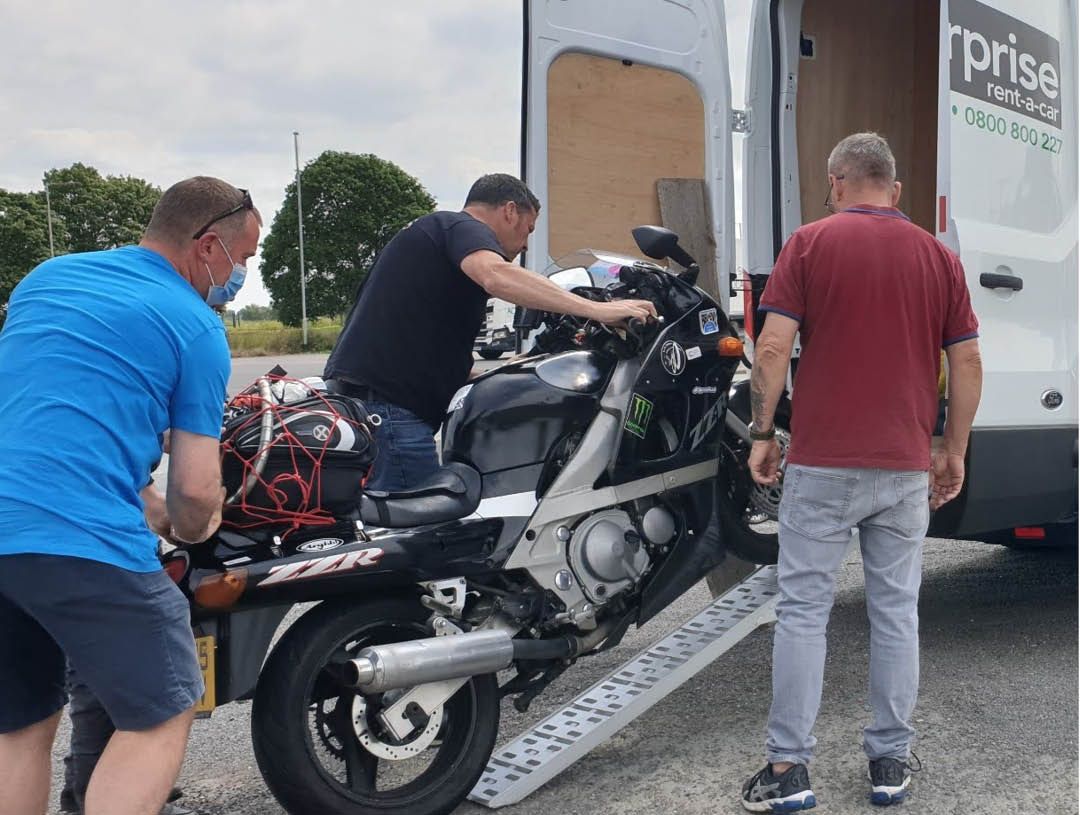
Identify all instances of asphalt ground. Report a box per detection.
[43,354,1080,815]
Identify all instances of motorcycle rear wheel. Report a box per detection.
[252,596,500,815]
[717,424,792,565]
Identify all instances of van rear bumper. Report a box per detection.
[929,425,1079,540]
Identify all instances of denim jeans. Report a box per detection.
[363,399,440,493]
[765,464,930,766]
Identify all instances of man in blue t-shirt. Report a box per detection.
[0,177,260,815]
[324,173,657,492]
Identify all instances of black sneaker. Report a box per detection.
[868,754,922,806]
[742,763,817,812]
[58,788,79,814]
[59,787,187,815]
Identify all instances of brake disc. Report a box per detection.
[748,427,790,520]
[351,695,444,761]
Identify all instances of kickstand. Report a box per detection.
[502,662,572,713]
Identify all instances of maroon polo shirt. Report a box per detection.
[759,205,979,471]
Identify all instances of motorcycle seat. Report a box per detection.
[359,462,482,528]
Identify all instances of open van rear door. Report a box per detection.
[937,0,1078,532]
[941,0,1078,430]
[521,0,737,306]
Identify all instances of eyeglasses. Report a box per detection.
[192,189,253,239]
[824,175,844,213]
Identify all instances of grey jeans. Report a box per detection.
[766,464,929,766]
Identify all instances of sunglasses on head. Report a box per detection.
[192,189,253,239]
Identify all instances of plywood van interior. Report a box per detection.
[545,53,706,260]
[793,0,940,233]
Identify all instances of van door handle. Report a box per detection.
[980,272,1023,291]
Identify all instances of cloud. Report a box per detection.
[1,0,754,308]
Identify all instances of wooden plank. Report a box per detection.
[657,178,722,307]
[547,53,705,260]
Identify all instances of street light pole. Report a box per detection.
[44,182,55,258]
[293,131,308,348]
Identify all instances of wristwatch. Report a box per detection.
[748,422,776,442]
[168,525,204,546]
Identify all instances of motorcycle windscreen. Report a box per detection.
[521,0,737,309]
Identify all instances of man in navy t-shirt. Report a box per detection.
[325,173,657,492]
[0,178,260,815]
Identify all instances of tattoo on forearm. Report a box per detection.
[750,369,768,426]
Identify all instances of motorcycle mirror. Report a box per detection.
[631,225,698,270]
[514,305,542,331]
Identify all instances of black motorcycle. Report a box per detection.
[164,226,788,815]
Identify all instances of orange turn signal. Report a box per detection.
[717,336,744,357]
[194,569,248,610]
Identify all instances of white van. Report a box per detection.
[520,0,1077,542]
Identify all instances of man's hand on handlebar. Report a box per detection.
[588,299,658,326]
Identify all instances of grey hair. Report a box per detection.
[144,177,261,246]
[827,132,896,187]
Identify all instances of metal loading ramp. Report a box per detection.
[469,564,780,808]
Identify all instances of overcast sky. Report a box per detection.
[0,1,752,308]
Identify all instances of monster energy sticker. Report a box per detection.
[625,393,654,439]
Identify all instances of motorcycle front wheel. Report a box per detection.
[251,596,500,815]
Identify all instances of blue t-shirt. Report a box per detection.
[0,246,230,572]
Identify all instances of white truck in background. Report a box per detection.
[519,0,1077,545]
[474,298,518,359]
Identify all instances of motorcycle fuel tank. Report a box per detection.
[442,351,614,475]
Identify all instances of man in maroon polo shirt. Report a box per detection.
[740,132,983,812]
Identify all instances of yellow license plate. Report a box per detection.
[194,634,217,716]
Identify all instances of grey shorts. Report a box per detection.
[0,554,203,733]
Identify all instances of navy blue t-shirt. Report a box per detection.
[0,246,230,572]
[324,211,506,427]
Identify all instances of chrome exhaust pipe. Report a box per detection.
[346,628,515,692]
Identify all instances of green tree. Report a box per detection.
[260,151,436,326]
[45,163,161,253]
[0,190,63,327]
[238,303,279,322]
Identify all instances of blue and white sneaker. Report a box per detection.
[868,754,922,806]
[741,763,817,811]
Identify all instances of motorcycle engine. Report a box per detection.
[567,508,672,605]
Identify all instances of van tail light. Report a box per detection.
[742,271,756,342]
[194,569,248,610]
[717,336,744,357]
[1013,526,1046,540]
[162,552,189,584]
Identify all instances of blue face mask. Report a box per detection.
[205,238,247,306]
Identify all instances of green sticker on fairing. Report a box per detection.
[625,394,654,439]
